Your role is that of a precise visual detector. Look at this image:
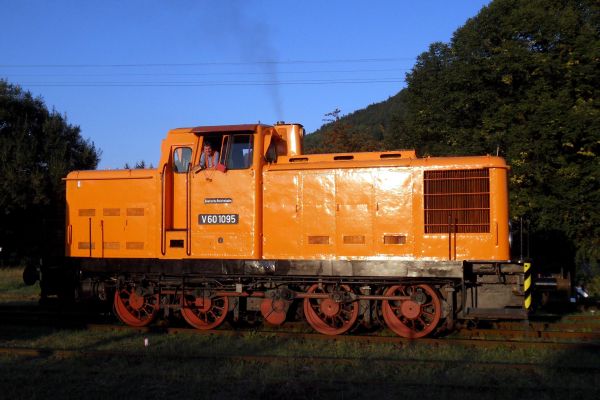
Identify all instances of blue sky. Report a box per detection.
[1,1,490,168]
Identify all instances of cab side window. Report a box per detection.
[173,147,192,173]
[227,135,253,170]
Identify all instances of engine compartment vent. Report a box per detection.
[424,168,490,234]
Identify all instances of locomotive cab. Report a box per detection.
[158,125,263,259]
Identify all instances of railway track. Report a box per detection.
[3,320,600,351]
[78,323,600,351]
[453,327,600,342]
[1,305,600,348]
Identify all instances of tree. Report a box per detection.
[390,0,600,277]
[124,160,154,169]
[0,80,100,265]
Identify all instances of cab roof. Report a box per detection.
[190,124,269,134]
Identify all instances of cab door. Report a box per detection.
[190,133,259,258]
[172,147,192,229]
[162,146,193,257]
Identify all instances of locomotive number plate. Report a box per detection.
[198,214,239,225]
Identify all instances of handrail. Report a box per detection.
[101,220,105,259]
[186,163,192,256]
[88,217,92,258]
[448,215,452,260]
[448,215,458,260]
[454,218,458,261]
[160,163,168,256]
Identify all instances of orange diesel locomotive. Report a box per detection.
[59,123,529,337]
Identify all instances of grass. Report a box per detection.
[1,324,599,399]
[1,268,599,399]
[0,267,40,305]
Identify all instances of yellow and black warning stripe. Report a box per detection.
[524,262,532,310]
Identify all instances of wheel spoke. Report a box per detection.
[207,311,216,322]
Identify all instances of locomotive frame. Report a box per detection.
[40,122,536,338]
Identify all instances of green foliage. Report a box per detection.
[0,80,100,265]
[307,119,380,154]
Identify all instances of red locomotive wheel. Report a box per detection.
[260,298,288,326]
[181,293,229,330]
[303,284,359,335]
[381,284,442,338]
[114,287,159,327]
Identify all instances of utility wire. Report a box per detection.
[15,78,406,87]
[0,57,417,69]
[2,68,412,77]
[1,58,410,87]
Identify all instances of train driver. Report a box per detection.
[200,141,220,169]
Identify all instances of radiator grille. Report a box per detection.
[424,169,490,234]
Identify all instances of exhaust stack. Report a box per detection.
[274,122,304,156]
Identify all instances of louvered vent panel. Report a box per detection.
[424,169,490,234]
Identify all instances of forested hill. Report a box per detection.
[305,0,600,288]
[304,90,407,154]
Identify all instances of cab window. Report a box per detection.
[227,135,253,170]
[173,147,192,173]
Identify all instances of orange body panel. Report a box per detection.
[65,169,159,258]
[262,156,509,261]
[65,123,510,263]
